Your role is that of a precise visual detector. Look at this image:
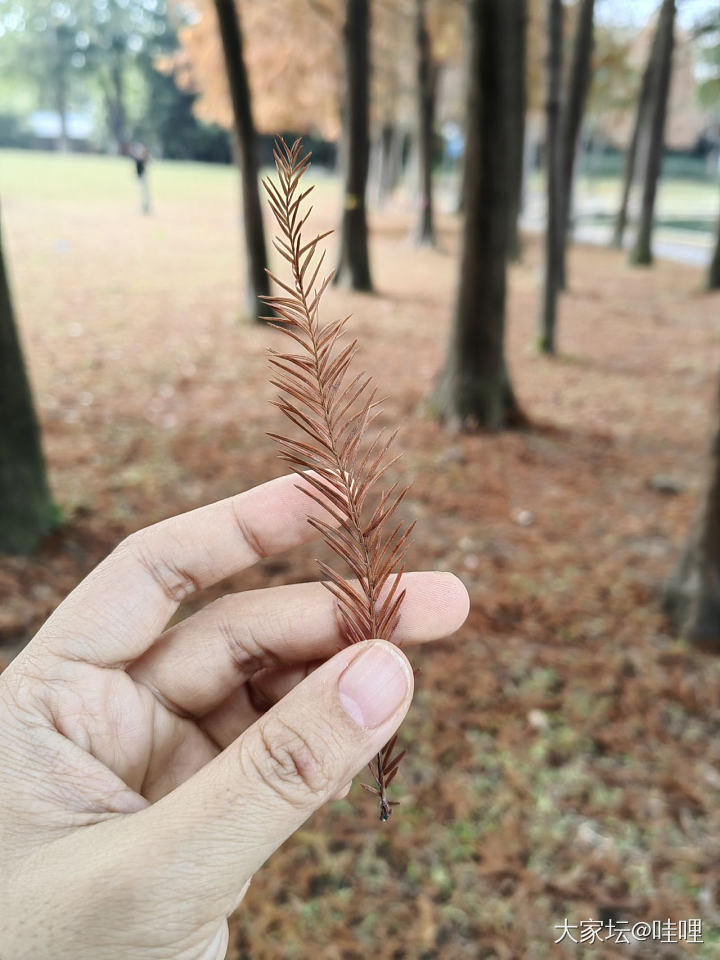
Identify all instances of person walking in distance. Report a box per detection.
[131,143,151,215]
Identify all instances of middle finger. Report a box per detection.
[129,571,468,719]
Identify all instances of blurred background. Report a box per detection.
[2,0,720,956]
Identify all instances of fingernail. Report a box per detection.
[338,641,411,729]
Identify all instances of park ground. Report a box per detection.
[2,149,720,958]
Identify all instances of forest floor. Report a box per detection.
[2,150,720,958]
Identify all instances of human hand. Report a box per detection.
[0,475,469,960]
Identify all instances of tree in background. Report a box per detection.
[50,22,75,151]
[172,0,341,140]
[212,0,269,322]
[665,374,720,649]
[78,0,173,152]
[370,1,409,208]
[413,0,437,246]
[0,0,209,155]
[709,204,720,290]
[612,27,658,249]
[556,0,595,288]
[141,56,232,162]
[538,0,563,355]
[630,0,676,266]
[431,0,524,428]
[0,209,57,554]
[0,0,85,151]
[506,0,527,262]
[335,0,373,290]
[696,7,720,290]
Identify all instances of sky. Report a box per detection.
[596,0,718,30]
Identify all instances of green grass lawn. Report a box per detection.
[527,167,720,234]
[1,148,237,205]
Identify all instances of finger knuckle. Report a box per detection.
[244,715,334,806]
[212,596,280,677]
[119,528,199,603]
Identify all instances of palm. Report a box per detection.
[53,662,209,801]
[43,654,284,806]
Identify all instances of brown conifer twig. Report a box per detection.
[261,137,413,821]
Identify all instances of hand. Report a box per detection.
[0,474,468,960]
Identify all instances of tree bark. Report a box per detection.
[335,0,373,291]
[0,209,57,554]
[557,0,595,288]
[665,374,720,649]
[708,198,720,290]
[538,0,563,355]
[630,0,675,267]
[431,0,524,429]
[612,29,656,249]
[414,0,437,246]
[506,0,527,262]
[213,0,270,322]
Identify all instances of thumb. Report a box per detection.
[139,639,413,915]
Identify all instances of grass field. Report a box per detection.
[524,167,720,244]
[3,148,720,958]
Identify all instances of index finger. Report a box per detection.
[32,474,331,667]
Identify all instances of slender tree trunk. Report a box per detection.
[0,209,57,554]
[431,0,524,429]
[556,0,595,288]
[414,0,437,246]
[630,0,675,266]
[213,0,270,322]
[389,126,407,193]
[377,123,395,204]
[708,199,720,290]
[665,374,720,649]
[538,0,563,355]
[612,30,656,248]
[506,0,527,262]
[55,83,69,153]
[54,26,69,152]
[455,144,466,215]
[335,0,373,290]
[108,45,127,153]
[373,123,403,207]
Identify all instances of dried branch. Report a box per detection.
[261,137,413,821]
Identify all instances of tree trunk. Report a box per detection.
[538,0,563,355]
[389,126,407,194]
[379,124,396,203]
[665,374,720,649]
[506,0,527,262]
[0,209,57,554]
[108,43,127,153]
[54,26,70,152]
[414,0,437,246]
[213,0,270,322]
[373,123,403,207]
[630,0,675,267]
[557,0,595,288]
[431,0,524,429]
[708,199,720,290]
[335,0,373,291]
[612,28,656,249]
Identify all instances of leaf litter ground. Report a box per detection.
[1,152,720,957]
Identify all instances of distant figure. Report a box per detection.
[130,143,151,216]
